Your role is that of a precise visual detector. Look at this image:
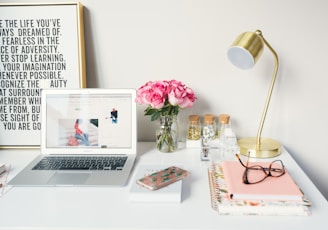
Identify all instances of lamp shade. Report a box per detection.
[227,31,264,69]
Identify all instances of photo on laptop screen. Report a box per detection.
[59,119,99,147]
[45,92,133,150]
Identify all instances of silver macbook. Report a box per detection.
[9,88,137,186]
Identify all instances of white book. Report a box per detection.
[129,164,182,203]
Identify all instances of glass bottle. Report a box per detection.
[220,127,239,161]
[201,114,216,160]
[187,115,201,140]
[217,114,230,140]
[217,114,239,161]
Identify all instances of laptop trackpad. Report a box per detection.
[48,172,91,185]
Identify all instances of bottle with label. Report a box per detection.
[201,114,216,160]
[187,115,201,140]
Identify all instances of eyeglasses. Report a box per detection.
[235,154,285,184]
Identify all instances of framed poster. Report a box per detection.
[0,2,86,148]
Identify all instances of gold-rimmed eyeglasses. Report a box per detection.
[235,154,285,184]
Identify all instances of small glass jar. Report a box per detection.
[217,114,230,140]
[202,114,216,140]
[201,114,216,160]
[187,115,201,140]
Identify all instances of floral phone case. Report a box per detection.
[136,166,189,191]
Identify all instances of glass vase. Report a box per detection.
[156,115,179,153]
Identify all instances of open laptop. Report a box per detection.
[9,88,137,186]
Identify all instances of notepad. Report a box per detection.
[222,161,304,202]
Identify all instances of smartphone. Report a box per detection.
[136,166,189,191]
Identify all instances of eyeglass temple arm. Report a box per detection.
[235,154,248,168]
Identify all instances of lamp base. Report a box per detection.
[238,137,281,158]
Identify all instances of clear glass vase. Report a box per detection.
[156,115,179,153]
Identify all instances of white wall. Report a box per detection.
[2,0,327,200]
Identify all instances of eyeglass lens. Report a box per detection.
[245,160,285,184]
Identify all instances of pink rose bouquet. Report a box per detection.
[136,80,197,121]
[136,80,197,152]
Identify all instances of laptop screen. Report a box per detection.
[41,89,136,154]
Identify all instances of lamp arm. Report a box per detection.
[256,32,279,150]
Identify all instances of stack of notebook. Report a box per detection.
[208,162,311,216]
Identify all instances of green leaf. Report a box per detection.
[144,107,156,115]
[144,105,180,121]
[151,112,160,121]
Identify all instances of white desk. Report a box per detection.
[0,142,327,230]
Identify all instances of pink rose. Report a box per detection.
[136,81,167,109]
[178,87,196,108]
[135,81,153,105]
[168,84,185,106]
[168,79,184,89]
[168,81,196,108]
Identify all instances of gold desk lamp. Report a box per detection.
[227,30,281,158]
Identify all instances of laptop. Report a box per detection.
[9,88,137,186]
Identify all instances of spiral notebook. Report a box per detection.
[207,164,311,216]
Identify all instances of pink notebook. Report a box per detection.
[222,161,304,202]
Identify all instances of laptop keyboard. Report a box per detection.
[32,156,128,171]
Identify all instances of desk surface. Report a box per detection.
[0,142,328,230]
